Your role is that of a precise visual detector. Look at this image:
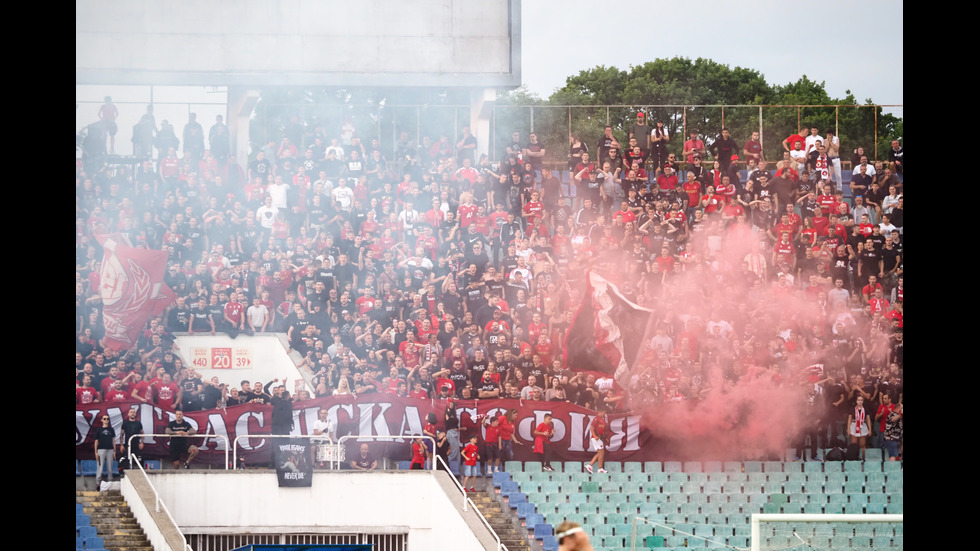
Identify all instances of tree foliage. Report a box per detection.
[544,57,901,164]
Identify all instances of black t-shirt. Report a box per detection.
[167,419,194,447]
[95,426,116,450]
[121,419,143,450]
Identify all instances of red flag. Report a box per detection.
[95,234,176,352]
[563,271,653,387]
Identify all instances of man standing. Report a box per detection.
[629,112,651,153]
[93,413,116,487]
[120,407,144,472]
[825,129,842,189]
[711,128,738,174]
[683,129,706,167]
[166,410,200,469]
[742,130,763,166]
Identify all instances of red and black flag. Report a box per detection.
[563,271,653,387]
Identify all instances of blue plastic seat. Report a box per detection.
[78,526,98,539]
[501,480,520,497]
[76,513,91,528]
[80,460,98,477]
[534,523,553,540]
[144,460,162,470]
[508,493,527,508]
[84,537,105,550]
[492,471,511,488]
[541,535,558,551]
[525,513,544,530]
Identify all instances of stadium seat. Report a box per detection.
[76,514,90,529]
[534,523,553,540]
[78,526,98,539]
[721,461,740,473]
[664,461,683,473]
[822,461,842,473]
[644,461,663,473]
[525,513,544,531]
[84,537,105,550]
[508,493,527,508]
[492,471,511,488]
[743,461,762,473]
[762,461,782,474]
[624,461,644,474]
[782,461,803,473]
[80,460,98,477]
[844,460,864,473]
[803,461,822,474]
[681,461,701,473]
[501,480,520,497]
[882,461,902,473]
[525,461,543,473]
[541,535,558,551]
[582,481,600,493]
[504,460,522,472]
[556,502,578,517]
[516,501,537,519]
[526,492,547,506]
[646,535,665,548]
[512,471,532,485]
[844,480,865,494]
[864,448,883,463]
[76,536,84,549]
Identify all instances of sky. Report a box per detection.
[521,0,903,108]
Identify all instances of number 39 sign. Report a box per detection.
[191,347,253,369]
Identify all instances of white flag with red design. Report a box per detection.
[96,233,176,351]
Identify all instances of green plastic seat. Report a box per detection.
[525,461,542,473]
[882,461,902,473]
[563,461,582,473]
[624,461,644,474]
[763,461,783,474]
[843,460,864,473]
[723,461,742,473]
[744,461,763,473]
[504,460,523,472]
[664,461,683,473]
[822,461,842,473]
[644,461,663,473]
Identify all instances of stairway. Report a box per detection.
[468,489,532,551]
[76,490,154,551]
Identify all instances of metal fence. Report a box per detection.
[76,96,902,169]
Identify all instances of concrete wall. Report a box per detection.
[76,0,520,87]
[172,333,311,393]
[144,470,488,549]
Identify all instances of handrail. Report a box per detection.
[434,455,508,551]
[435,454,468,511]
[125,436,194,551]
[335,434,435,471]
[132,433,229,469]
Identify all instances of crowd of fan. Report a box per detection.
[77,104,903,457]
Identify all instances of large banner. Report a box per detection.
[76,392,801,466]
[76,396,660,466]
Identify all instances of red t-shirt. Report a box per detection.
[155,382,180,409]
[76,386,99,405]
[463,442,479,465]
[411,441,427,465]
[484,423,500,446]
[590,416,607,439]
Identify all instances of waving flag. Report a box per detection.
[563,271,653,387]
[96,234,176,351]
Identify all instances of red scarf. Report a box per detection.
[854,405,865,433]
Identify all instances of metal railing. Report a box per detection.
[135,433,230,469]
[434,455,509,551]
[335,434,435,471]
[125,435,194,551]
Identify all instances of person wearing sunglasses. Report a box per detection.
[93,413,116,488]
